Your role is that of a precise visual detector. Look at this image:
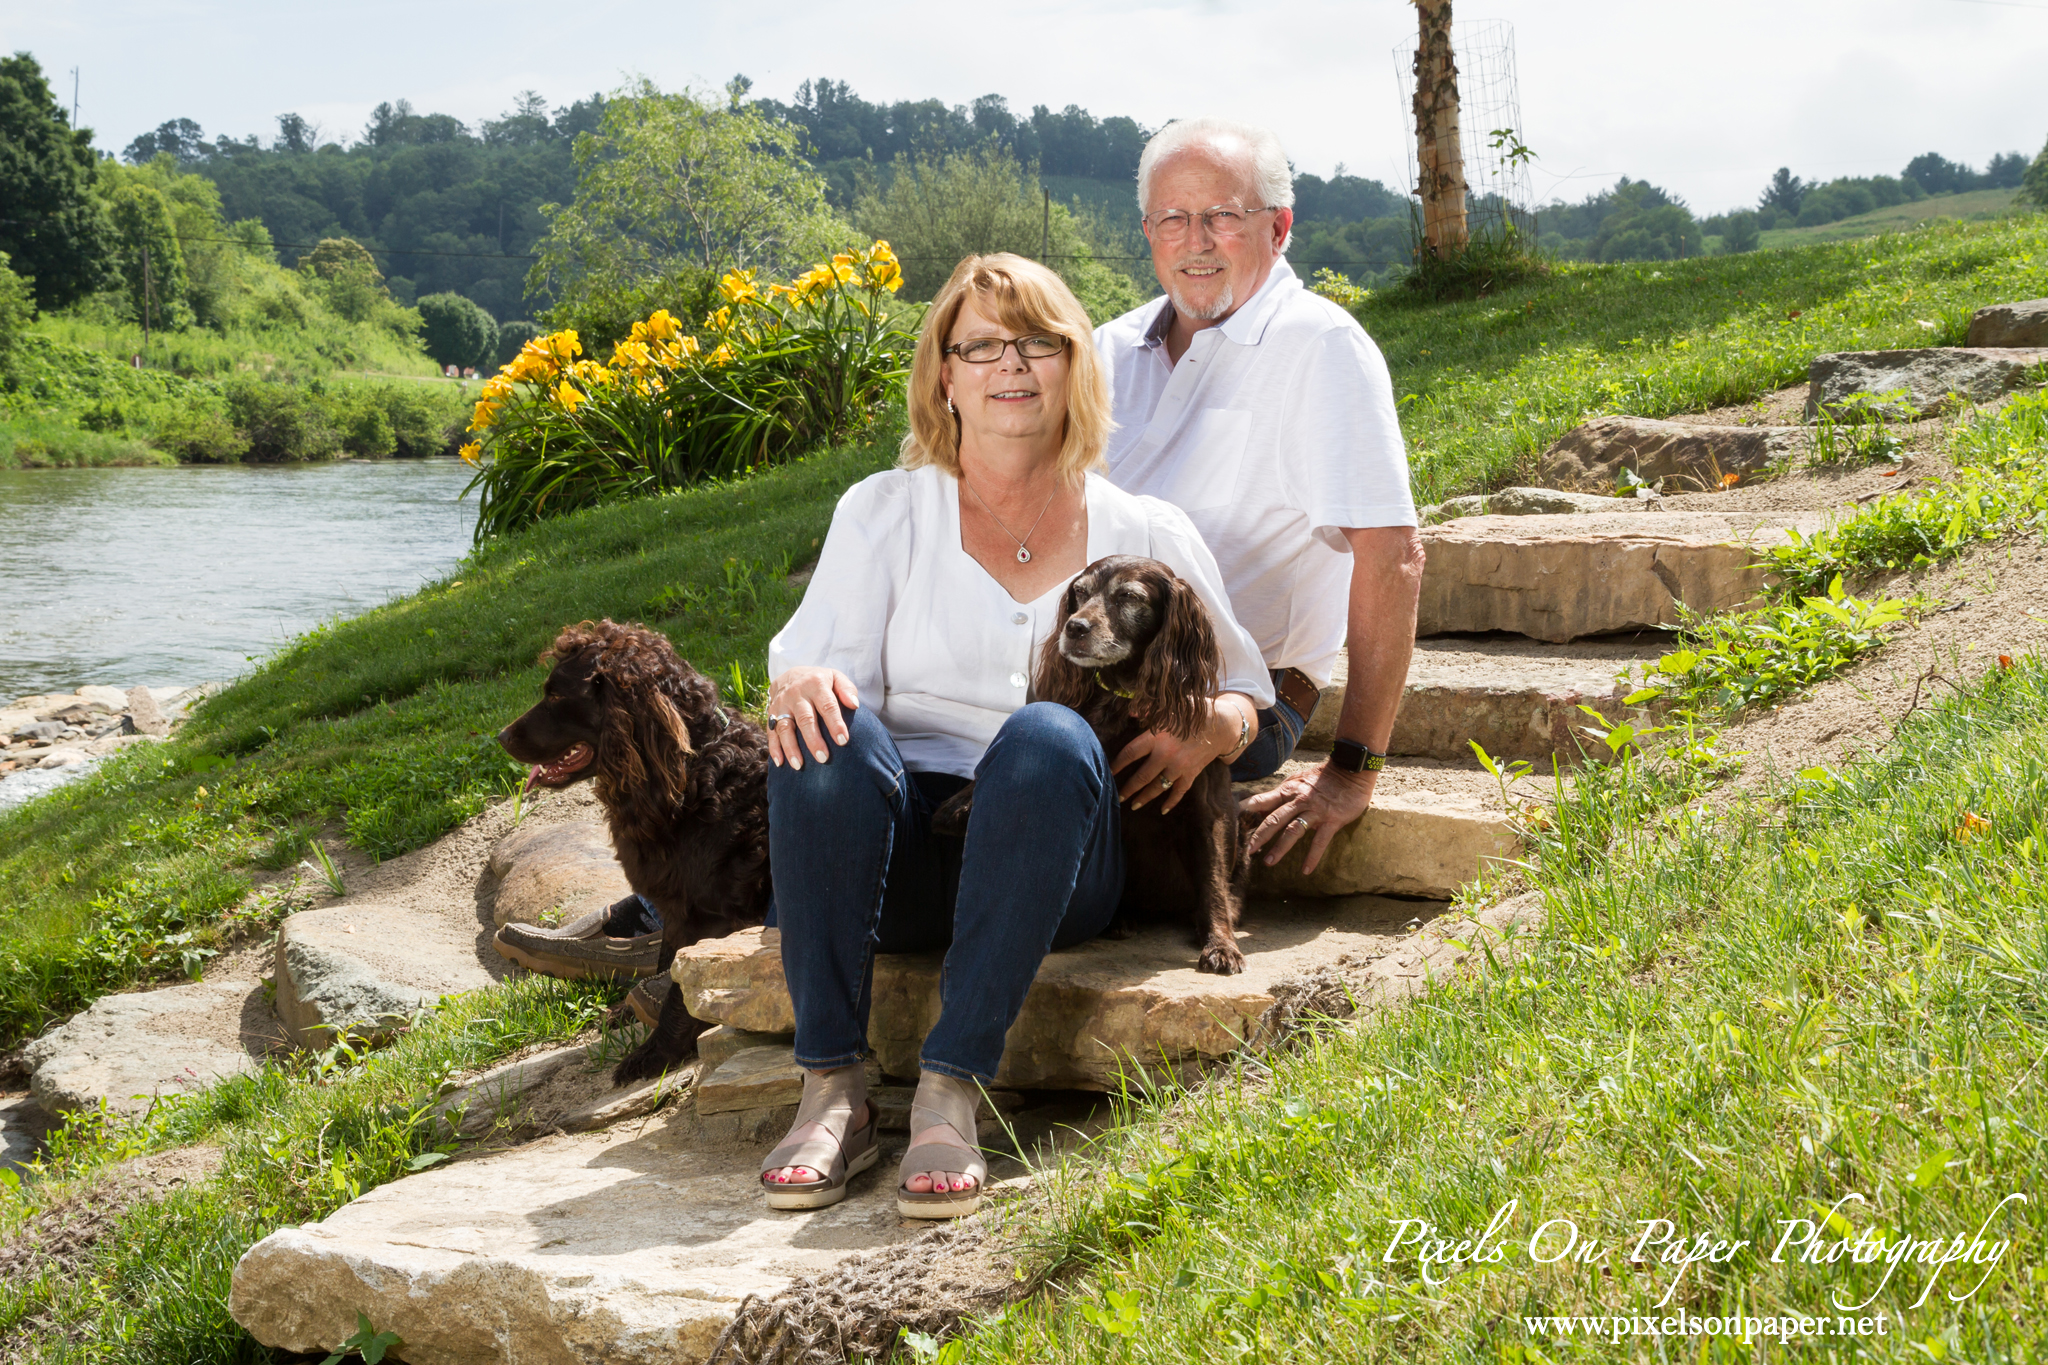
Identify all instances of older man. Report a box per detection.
[1094,116,1423,877]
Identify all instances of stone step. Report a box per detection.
[672,875,1515,1092]
[274,903,501,1048]
[228,1121,928,1365]
[1967,298,2048,349]
[1298,636,1668,763]
[23,978,269,1117]
[1539,415,1804,495]
[1236,760,1522,900]
[485,819,629,929]
[1418,510,1820,643]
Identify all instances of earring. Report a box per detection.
[946,397,955,415]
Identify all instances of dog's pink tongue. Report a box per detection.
[524,763,546,793]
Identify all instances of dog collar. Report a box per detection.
[1091,672,1136,700]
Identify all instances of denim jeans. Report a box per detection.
[766,703,1125,1083]
[1229,675,1315,783]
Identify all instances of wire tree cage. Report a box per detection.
[1394,18,1535,239]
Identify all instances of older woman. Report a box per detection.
[759,254,1272,1219]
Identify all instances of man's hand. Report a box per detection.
[1240,762,1376,875]
[1113,694,1254,814]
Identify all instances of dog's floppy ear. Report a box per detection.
[586,623,695,811]
[1033,575,1094,710]
[1134,572,1221,741]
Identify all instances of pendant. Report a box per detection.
[1016,547,1032,563]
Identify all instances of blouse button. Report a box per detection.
[1010,612,1028,625]
[1009,671,1027,688]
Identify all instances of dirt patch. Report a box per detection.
[0,1144,221,1280]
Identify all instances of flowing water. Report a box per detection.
[0,459,477,701]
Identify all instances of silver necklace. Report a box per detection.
[963,476,1060,564]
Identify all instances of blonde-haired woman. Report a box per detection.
[759,254,1271,1218]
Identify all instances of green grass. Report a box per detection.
[0,974,626,1363]
[30,313,441,384]
[1364,215,2048,501]
[956,656,2048,1364]
[0,411,173,469]
[0,426,896,1049]
[1759,188,2023,250]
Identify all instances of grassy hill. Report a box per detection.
[1758,187,2021,249]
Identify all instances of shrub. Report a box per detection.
[418,291,497,371]
[495,320,542,367]
[146,401,248,462]
[223,377,342,461]
[464,240,914,538]
[372,382,463,458]
[0,251,32,372]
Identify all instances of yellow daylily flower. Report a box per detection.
[458,440,483,465]
[553,381,586,412]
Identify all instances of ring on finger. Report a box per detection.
[768,713,792,726]
[1288,816,1311,832]
[1159,776,1174,792]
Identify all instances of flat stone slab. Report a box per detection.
[675,891,1435,1092]
[1418,511,1816,643]
[228,1120,921,1365]
[696,1046,805,1115]
[23,979,265,1117]
[487,820,629,929]
[1238,763,1520,900]
[275,903,499,1047]
[1967,299,2048,349]
[1807,347,2048,420]
[1301,638,1668,762]
[1421,485,1631,524]
[432,1042,683,1138]
[696,1024,794,1074]
[1540,416,1805,494]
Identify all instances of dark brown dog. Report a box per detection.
[498,620,771,1082]
[934,555,1249,974]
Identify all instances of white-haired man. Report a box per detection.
[1094,117,1423,877]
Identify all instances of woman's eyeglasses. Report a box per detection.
[1142,204,1277,241]
[944,334,1069,364]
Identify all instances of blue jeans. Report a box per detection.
[1230,677,1314,783]
[767,703,1125,1083]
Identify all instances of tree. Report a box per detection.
[0,51,116,312]
[1903,152,1973,197]
[852,147,1144,322]
[417,291,497,370]
[1720,210,1761,253]
[1411,0,1469,257]
[1758,167,1807,215]
[298,238,414,338]
[0,251,33,372]
[529,80,853,328]
[2023,135,2048,210]
[102,170,192,331]
[1985,151,2028,190]
[123,117,208,165]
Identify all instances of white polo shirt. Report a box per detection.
[769,465,1272,779]
[1094,258,1415,688]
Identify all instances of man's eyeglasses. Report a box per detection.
[944,334,1069,364]
[1142,204,1279,242]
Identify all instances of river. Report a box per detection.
[0,459,478,701]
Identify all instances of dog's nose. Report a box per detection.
[1063,616,1091,639]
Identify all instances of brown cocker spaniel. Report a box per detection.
[935,554,1250,973]
[498,619,771,1082]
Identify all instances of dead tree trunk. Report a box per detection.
[1412,0,1469,258]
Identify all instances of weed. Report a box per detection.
[1811,388,1910,466]
[320,1312,402,1365]
[301,841,346,897]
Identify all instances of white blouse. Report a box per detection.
[769,465,1275,778]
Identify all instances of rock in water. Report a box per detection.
[1539,416,1804,493]
[23,979,265,1116]
[274,903,500,1047]
[485,820,630,929]
[228,1123,923,1364]
[1806,347,2048,420]
[1965,299,2048,349]
[125,685,170,736]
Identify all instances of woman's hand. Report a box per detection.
[767,667,860,769]
[1112,693,1255,814]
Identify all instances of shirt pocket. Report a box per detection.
[1157,407,1251,513]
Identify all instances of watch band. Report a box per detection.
[1328,739,1387,773]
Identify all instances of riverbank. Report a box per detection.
[0,684,214,811]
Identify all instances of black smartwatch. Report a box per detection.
[1328,738,1388,773]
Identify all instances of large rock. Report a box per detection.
[23,979,265,1116]
[125,685,169,737]
[1237,768,1520,900]
[675,890,1441,1092]
[1,1094,56,1173]
[1299,639,1665,762]
[274,903,499,1047]
[431,1042,681,1138]
[1966,299,2048,349]
[1539,415,1804,494]
[1418,511,1814,643]
[486,820,630,929]
[228,1122,923,1365]
[1806,347,2048,420]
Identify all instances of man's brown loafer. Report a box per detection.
[493,901,661,979]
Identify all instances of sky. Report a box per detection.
[6,0,2046,215]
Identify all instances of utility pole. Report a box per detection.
[141,245,154,356]
[70,67,79,127]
